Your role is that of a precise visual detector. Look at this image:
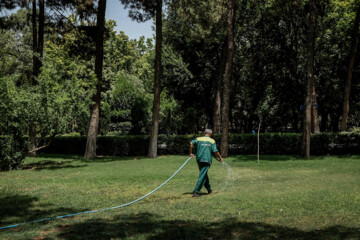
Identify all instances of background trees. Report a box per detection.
[341,3,360,131]
[1,0,360,162]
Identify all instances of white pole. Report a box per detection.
[257,115,262,163]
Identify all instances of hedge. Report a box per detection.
[38,133,360,156]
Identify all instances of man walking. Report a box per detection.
[189,129,223,197]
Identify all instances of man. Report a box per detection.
[189,129,223,197]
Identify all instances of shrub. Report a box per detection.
[0,134,27,171]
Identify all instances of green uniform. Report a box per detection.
[191,136,219,193]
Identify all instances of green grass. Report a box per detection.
[0,154,360,239]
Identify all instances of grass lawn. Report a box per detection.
[0,154,359,240]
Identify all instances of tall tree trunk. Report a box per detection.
[84,0,107,158]
[341,4,360,131]
[301,0,317,158]
[32,0,38,80]
[311,85,320,133]
[213,38,227,133]
[291,109,299,132]
[148,0,162,158]
[29,0,37,157]
[38,0,44,60]
[331,112,340,132]
[28,0,44,157]
[321,111,328,132]
[220,0,235,158]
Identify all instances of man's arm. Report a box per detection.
[215,152,224,162]
[189,142,194,158]
[211,142,223,162]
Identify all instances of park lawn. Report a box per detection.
[0,155,359,240]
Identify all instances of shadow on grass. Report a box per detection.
[230,155,360,162]
[35,154,144,163]
[80,156,142,163]
[35,154,83,160]
[0,194,87,227]
[230,155,300,162]
[22,160,88,171]
[56,212,360,240]
[230,155,330,162]
[182,192,209,196]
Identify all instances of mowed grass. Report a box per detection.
[0,154,359,240]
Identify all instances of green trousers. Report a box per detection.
[194,162,211,193]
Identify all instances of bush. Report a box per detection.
[0,135,27,171]
[38,132,360,156]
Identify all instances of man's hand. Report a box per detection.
[215,152,224,162]
[189,142,194,158]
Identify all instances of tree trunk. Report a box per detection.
[291,109,299,132]
[213,38,227,133]
[321,111,328,132]
[29,0,44,157]
[148,0,162,158]
[38,0,44,60]
[331,112,340,132]
[341,4,360,131]
[311,84,320,133]
[32,0,38,80]
[301,0,317,158]
[29,0,38,157]
[220,0,235,158]
[84,0,107,158]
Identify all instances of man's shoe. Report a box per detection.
[207,190,213,195]
[193,191,200,197]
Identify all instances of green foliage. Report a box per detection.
[0,75,28,170]
[0,9,33,83]
[348,126,360,133]
[36,40,96,136]
[0,7,96,145]
[0,135,27,171]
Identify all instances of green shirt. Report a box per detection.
[191,136,219,164]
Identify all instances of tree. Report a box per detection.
[119,0,163,157]
[301,0,318,158]
[220,0,235,158]
[341,3,360,131]
[213,38,227,133]
[28,0,45,157]
[84,0,107,158]
[163,0,227,134]
[311,85,320,133]
[148,0,162,158]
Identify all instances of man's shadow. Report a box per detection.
[182,192,209,196]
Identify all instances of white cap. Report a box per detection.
[204,129,213,134]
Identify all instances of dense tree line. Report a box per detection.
[1,0,360,161]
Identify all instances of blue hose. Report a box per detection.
[0,156,193,230]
